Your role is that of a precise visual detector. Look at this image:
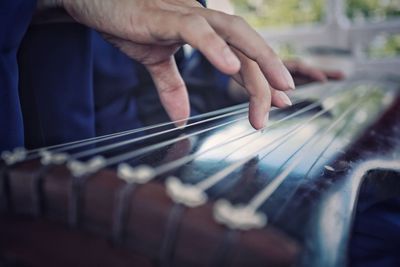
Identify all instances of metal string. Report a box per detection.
[246,94,367,211]
[152,101,322,177]
[186,88,359,196]
[103,116,248,167]
[271,111,354,222]
[21,81,339,162]
[215,82,343,163]
[147,87,339,180]
[71,108,249,160]
[195,107,332,192]
[25,102,249,156]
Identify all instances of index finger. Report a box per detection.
[194,8,295,91]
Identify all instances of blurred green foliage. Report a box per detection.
[347,0,400,22]
[232,0,400,28]
[231,0,400,58]
[231,0,324,28]
[368,34,400,59]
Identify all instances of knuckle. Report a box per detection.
[179,14,208,40]
[161,82,185,94]
[181,13,206,27]
[229,15,247,28]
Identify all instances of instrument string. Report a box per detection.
[183,89,363,207]
[103,116,248,167]
[211,92,369,230]
[245,94,367,212]
[208,119,330,212]
[9,83,338,166]
[219,91,354,203]
[66,100,324,176]
[217,82,363,164]
[257,119,326,182]
[271,111,354,222]
[164,102,337,208]
[24,103,249,157]
[219,102,327,162]
[2,83,340,166]
[255,85,362,171]
[70,108,249,160]
[164,104,335,208]
[195,106,332,192]
[111,90,339,180]
[152,101,322,177]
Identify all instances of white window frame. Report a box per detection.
[259,0,400,74]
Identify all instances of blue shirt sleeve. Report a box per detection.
[0,0,37,151]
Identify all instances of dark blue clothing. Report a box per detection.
[18,23,96,148]
[0,0,37,151]
[16,25,231,147]
[92,33,141,136]
[18,26,144,147]
[1,0,228,150]
[349,176,400,267]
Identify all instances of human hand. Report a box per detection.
[284,60,344,86]
[55,0,295,129]
[228,58,345,105]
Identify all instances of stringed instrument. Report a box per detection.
[1,73,399,267]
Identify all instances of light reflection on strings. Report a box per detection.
[5,82,338,165]
[164,103,338,207]
[104,86,341,203]
[213,91,369,230]
[115,99,331,187]
[103,116,248,167]
[152,101,323,177]
[272,113,355,222]
[24,103,249,159]
[67,91,334,176]
[70,108,248,160]
[206,103,321,162]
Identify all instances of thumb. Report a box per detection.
[145,57,190,127]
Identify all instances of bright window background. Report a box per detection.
[229,0,400,27]
[231,0,324,28]
[347,0,400,22]
[366,33,400,59]
[209,0,400,64]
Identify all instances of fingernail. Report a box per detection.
[276,91,292,106]
[223,47,240,70]
[283,67,296,90]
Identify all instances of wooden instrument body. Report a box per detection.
[1,74,400,267]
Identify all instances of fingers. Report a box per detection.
[287,60,327,82]
[194,8,295,91]
[271,89,292,108]
[147,11,240,74]
[228,78,292,109]
[178,14,240,75]
[231,48,271,129]
[324,70,345,80]
[285,60,345,82]
[298,65,327,82]
[145,56,190,127]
